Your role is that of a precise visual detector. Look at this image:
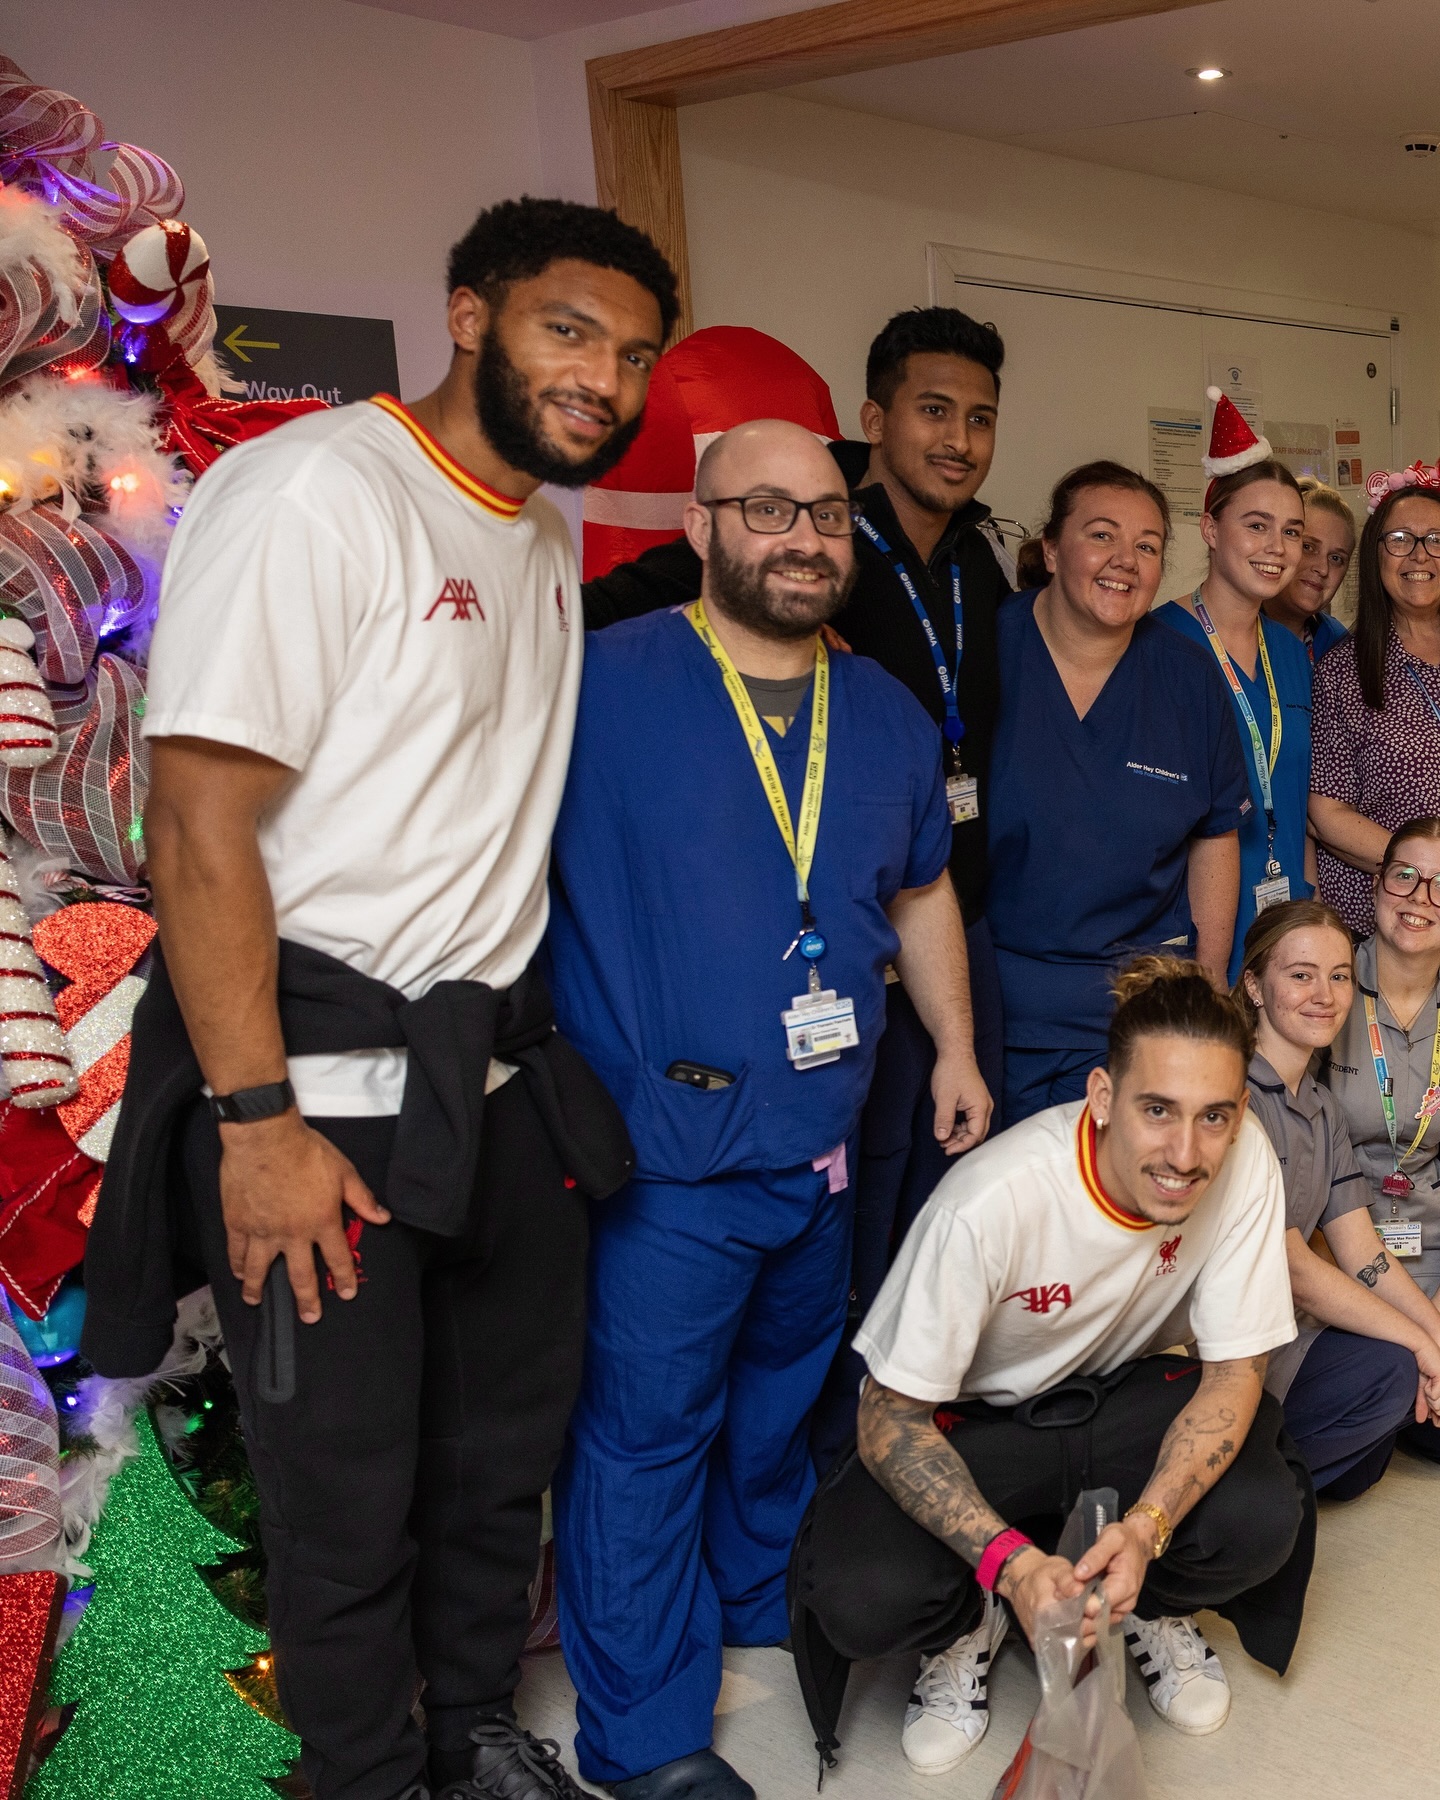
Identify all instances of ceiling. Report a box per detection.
[349,0,704,38]
[780,0,1440,236]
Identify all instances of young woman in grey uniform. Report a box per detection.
[1321,817,1440,1463]
[1239,900,1440,1495]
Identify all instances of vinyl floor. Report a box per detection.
[517,1443,1440,1800]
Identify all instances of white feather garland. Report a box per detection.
[0,188,87,323]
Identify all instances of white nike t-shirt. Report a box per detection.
[856,1100,1295,1407]
[145,396,582,1113]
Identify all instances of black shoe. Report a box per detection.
[440,1718,584,1800]
[608,1749,755,1799]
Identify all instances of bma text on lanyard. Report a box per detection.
[1193,594,1289,912]
[855,516,977,825]
[1364,991,1440,1257]
[685,599,859,1071]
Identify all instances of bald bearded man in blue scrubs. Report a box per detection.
[545,421,974,1800]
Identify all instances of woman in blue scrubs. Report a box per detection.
[988,461,1250,1123]
[1156,460,1313,979]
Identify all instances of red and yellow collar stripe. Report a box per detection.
[1075,1105,1156,1232]
[369,395,524,522]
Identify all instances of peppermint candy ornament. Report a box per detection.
[0,620,57,769]
[108,218,214,368]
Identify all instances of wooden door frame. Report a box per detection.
[587,0,1211,337]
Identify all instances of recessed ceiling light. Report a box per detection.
[1187,65,1231,81]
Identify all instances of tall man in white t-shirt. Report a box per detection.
[788,959,1316,1779]
[81,199,678,1800]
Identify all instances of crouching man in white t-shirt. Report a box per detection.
[788,957,1313,1778]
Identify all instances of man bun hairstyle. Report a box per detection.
[865,307,1004,409]
[447,196,680,344]
[1108,955,1254,1077]
[1041,459,1171,545]
[1233,899,1352,1031]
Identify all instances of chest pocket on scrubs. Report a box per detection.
[848,795,913,901]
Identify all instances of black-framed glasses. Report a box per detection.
[1381,528,1440,559]
[1381,862,1440,904]
[709,495,858,537]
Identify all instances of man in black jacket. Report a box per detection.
[584,309,1011,1445]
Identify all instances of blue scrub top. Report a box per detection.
[986,593,1250,1049]
[1156,601,1313,979]
[1309,612,1348,665]
[546,608,951,1184]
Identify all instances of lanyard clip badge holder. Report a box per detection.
[686,601,860,1073]
[1194,597,1289,912]
[1366,992,1438,1257]
[857,519,977,825]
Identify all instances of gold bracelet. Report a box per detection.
[1124,1501,1172,1560]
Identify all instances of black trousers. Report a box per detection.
[183,1073,588,1800]
[794,1358,1311,1676]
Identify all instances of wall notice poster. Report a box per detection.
[1268,420,1333,486]
[1148,407,1204,522]
[1207,355,1263,435]
[213,305,399,406]
[1334,418,1364,489]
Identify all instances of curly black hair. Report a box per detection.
[447,196,680,343]
[865,307,1005,407]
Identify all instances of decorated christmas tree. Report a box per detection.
[26,1409,297,1800]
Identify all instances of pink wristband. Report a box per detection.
[976,1528,1034,1593]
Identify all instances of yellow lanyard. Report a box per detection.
[685,598,828,909]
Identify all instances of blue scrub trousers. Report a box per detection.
[1002,1043,1106,1125]
[553,1160,852,1785]
[1282,1328,1417,1498]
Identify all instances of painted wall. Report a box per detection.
[5,0,543,395]
[679,93,1440,467]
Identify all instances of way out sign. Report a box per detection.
[213,305,400,405]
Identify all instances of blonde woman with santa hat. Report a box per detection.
[1156,391,1311,980]
[1309,464,1440,936]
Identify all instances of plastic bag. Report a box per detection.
[990,1488,1150,1800]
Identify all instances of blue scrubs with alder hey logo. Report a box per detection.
[988,593,1250,1122]
[545,606,949,1784]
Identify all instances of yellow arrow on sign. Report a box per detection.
[222,322,281,364]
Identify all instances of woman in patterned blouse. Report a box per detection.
[1310,480,1440,936]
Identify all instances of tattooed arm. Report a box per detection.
[857,1378,1103,1646]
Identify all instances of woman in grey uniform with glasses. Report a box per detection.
[1322,816,1440,1462]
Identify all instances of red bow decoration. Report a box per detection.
[153,350,327,476]
[0,1105,99,1319]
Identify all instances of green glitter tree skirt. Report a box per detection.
[27,1409,298,1800]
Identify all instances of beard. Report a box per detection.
[473,324,644,489]
[707,531,856,640]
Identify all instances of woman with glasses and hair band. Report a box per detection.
[1310,469,1440,936]
[986,461,1250,1122]
[1156,396,1313,981]
[1263,476,1355,664]
[1237,899,1440,1499]
[1321,817,1440,1464]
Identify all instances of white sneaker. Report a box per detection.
[901,1592,1009,1773]
[1123,1614,1231,1735]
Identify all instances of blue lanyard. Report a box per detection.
[856,515,964,746]
[1407,664,1440,727]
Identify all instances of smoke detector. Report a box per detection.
[1401,134,1440,157]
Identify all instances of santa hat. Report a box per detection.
[1203,386,1272,480]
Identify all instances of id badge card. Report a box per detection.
[1253,873,1291,913]
[1379,1214,1423,1259]
[783,989,860,1070]
[946,773,979,824]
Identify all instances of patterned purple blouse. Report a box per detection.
[1311,630,1440,934]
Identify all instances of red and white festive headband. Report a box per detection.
[1365,460,1440,513]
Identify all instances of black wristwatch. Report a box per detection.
[208,1079,296,1125]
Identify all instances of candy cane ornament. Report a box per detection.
[0,620,57,770]
[0,849,74,1110]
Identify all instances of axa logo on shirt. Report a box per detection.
[425,577,486,621]
[1003,1283,1073,1314]
[1156,1234,1182,1276]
